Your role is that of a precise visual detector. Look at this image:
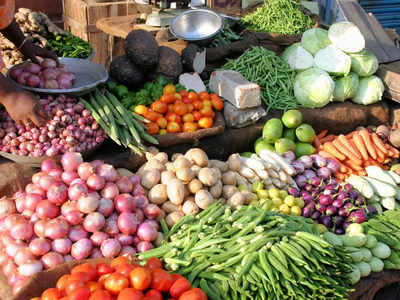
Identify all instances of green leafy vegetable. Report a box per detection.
[49,33,92,58]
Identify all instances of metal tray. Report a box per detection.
[7,57,108,96]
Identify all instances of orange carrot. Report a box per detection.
[338,135,362,159]
[352,133,369,161]
[384,158,391,164]
[388,145,400,158]
[336,173,346,181]
[317,130,328,139]
[348,140,362,158]
[332,139,363,165]
[337,161,348,173]
[323,142,346,161]
[358,170,367,176]
[320,135,336,144]
[371,133,388,155]
[346,132,355,139]
[319,150,335,159]
[359,129,377,160]
[374,143,385,161]
[313,136,321,149]
[343,160,363,171]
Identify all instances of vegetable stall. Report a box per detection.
[1,1,400,300]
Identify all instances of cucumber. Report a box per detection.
[366,166,397,186]
[339,234,367,247]
[363,177,397,198]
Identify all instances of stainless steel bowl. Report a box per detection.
[7,57,108,96]
[169,9,224,42]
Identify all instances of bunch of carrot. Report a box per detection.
[313,128,400,181]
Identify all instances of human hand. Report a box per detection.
[20,39,59,66]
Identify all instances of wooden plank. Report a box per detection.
[96,15,136,38]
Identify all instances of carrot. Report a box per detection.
[332,139,363,165]
[313,136,321,149]
[346,131,355,139]
[320,135,336,144]
[374,143,385,162]
[323,142,346,161]
[358,170,367,176]
[352,133,369,161]
[343,160,363,171]
[317,130,328,139]
[348,140,362,158]
[319,150,335,159]
[338,135,362,159]
[337,161,348,173]
[336,173,346,181]
[359,129,377,160]
[384,158,391,164]
[388,145,400,158]
[371,133,388,155]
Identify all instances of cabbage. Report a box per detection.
[328,21,365,53]
[314,45,351,76]
[350,50,379,77]
[294,67,334,108]
[333,72,359,102]
[301,28,331,56]
[352,76,384,105]
[281,43,314,71]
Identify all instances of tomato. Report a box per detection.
[202,100,212,107]
[117,288,144,300]
[129,267,151,291]
[167,104,174,112]
[31,298,41,300]
[66,281,86,295]
[182,97,192,104]
[134,105,148,116]
[165,113,181,123]
[170,278,191,298]
[179,90,189,98]
[144,110,162,122]
[209,111,215,119]
[174,93,182,100]
[159,129,167,135]
[167,122,181,133]
[145,258,163,271]
[171,273,184,284]
[178,288,208,300]
[98,274,112,287]
[174,102,188,116]
[88,281,102,293]
[200,106,214,117]
[211,96,224,111]
[116,263,135,277]
[68,286,90,300]
[70,272,90,284]
[72,263,98,281]
[104,273,130,295]
[89,290,112,300]
[151,269,174,292]
[198,91,210,101]
[192,100,203,110]
[156,117,167,129]
[144,289,162,300]
[150,101,168,114]
[187,103,194,113]
[182,122,198,133]
[57,274,71,291]
[160,94,175,104]
[97,263,115,276]
[42,288,61,300]
[193,111,202,121]
[182,113,194,123]
[198,117,213,129]
[187,91,198,102]
[146,122,159,135]
[163,84,176,95]
[111,257,131,268]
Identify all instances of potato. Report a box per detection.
[182,200,200,216]
[228,154,241,172]
[171,153,184,162]
[223,185,238,199]
[145,146,159,161]
[174,156,192,170]
[117,168,134,177]
[161,171,176,185]
[153,152,168,164]
[185,148,209,167]
[222,171,237,185]
[144,159,165,172]
[156,209,166,221]
[148,184,168,205]
[227,192,245,208]
[136,164,146,177]
[184,185,190,198]
[162,201,182,214]
[176,168,195,182]
[210,160,228,172]
[195,189,215,209]
[236,174,248,187]
[166,179,185,205]
[198,168,220,186]
[141,169,160,189]
[190,165,201,176]
[210,180,222,198]
[165,162,176,173]
[188,179,203,194]
[241,190,257,204]
[166,211,184,227]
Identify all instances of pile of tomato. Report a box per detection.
[134,85,224,135]
[31,257,207,300]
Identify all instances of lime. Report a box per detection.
[241,152,253,158]
[268,188,280,198]
[279,204,291,214]
[295,124,316,143]
[257,189,269,199]
[263,118,283,143]
[295,198,305,208]
[290,206,302,216]
[279,190,288,199]
[284,195,296,207]
[272,197,283,207]
[282,109,303,128]
[274,138,296,155]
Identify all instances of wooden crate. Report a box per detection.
[62,0,139,66]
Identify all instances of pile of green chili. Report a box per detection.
[49,33,93,59]
[219,46,298,112]
[241,0,314,35]
[210,23,242,48]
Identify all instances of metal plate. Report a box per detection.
[169,9,224,41]
[7,57,108,96]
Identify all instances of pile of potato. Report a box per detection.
[137,148,260,227]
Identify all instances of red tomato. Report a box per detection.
[193,111,202,121]
[129,267,152,291]
[111,257,132,268]
[104,273,130,295]
[87,281,103,293]
[144,289,162,300]
[160,94,175,104]
[187,103,194,113]
[145,258,163,271]
[179,90,189,98]
[146,122,159,135]
[174,93,182,100]
[165,113,181,124]
[68,286,90,300]
[174,102,188,116]
[170,278,191,298]
[192,100,203,110]
[198,117,213,129]
[41,288,61,300]
[117,288,144,300]
[163,84,176,95]
[134,105,148,116]
[97,263,115,276]
[66,281,86,295]
[116,263,135,277]
[202,100,212,107]
[182,113,194,123]
[89,290,112,300]
[150,101,168,114]
[31,298,41,300]
[182,122,198,133]
[70,272,90,284]
[171,274,184,284]
[179,288,208,300]
[167,121,181,133]
[72,263,98,281]
[144,110,163,122]
[167,104,174,112]
[156,117,168,129]
[57,274,71,291]
[182,97,192,104]
[210,95,224,111]
[200,106,213,117]
[151,269,174,292]
[98,274,112,287]
[187,91,198,102]
[198,91,210,101]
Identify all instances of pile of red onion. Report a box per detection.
[10,59,75,89]
[0,94,106,157]
[0,152,163,293]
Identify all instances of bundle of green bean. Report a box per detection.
[219,46,298,112]
[140,202,354,300]
[210,23,242,48]
[80,89,158,154]
[241,0,314,35]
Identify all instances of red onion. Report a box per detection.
[91,160,104,169]
[101,183,119,200]
[36,200,60,220]
[10,219,33,241]
[61,152,83,172]
[77,162,95,180]
[25,184,46,198]
[120,245,136,257]
[137,223,157,242]
[0,251,9,266]
[14,247,35,266]
[136,241,153,253]
[38,175,56,190]
[61,171,79,185]
[61,201,78,216]
[47,182,68,205]
[70,178,85,186]
[87,174,105,190]
[129,175,141,186]
[65,211,83,226]
[90,231,109,246]
[97,198,114,217]
[114,194,135,213]
[100,239,121,258]
[143,219,159,231]
[32,172,45,185]
[29,238,51,256]
[143,204,161,219]
[47,168,62,179]
[116,234,135,246]
[15,197,25,213]
[41,160,59,173]
[41,59,57,69]
[44,218,69,239]
[41,252,64,269]
[24,62,41,74]
[44,79,59,89]
[5,214,24,230]
[18,260,42,277]
[51,238,72,254]
[63,254,73,263]
[117,212,138,235]
[71,238,92,260]
[1,233,14,246]
[116,177,133,193]
[10,68,23,79]
[83,212,105,232]
[133,184,145,196]
[26,75,40,87]
[68,225,88,242]
[97,164,119,182]
[133,209,144,223]
[3,260,18,277]
[24,193,43,211]
[6,240,26,257]
[21,209,34,218]
[104,217,119,236]
[33,220,47,238]
[12,277,28,294]
[77,192,100,213]
[0,198,16,217]
[68,183,88,202]
[30,212,40,223]
[90,248,103,259]
[17,72,30,85]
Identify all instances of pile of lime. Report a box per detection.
[255,109,316,157]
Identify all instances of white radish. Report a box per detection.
[239,166,256,179]
[259,150,295,175]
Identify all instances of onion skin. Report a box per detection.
[51,238,72,254]
[41,252,64,269]
[78,192,100,214]
[29,238,51,256]
[100,239,121,258]
[97,198,114,217]
[114,194,135,213]
[101,183,119,200]
[36,200,60,220]
[71,238,92,260]
[46,182,68,205]
[117,212,138,235]
[87,174,106,190]
[136,241,153,252]
[18,260,42,277]
[44,218,69,239]
[78,162,95,180]
[137,223,157,242]
[116,176,133,193]
[90,231,109,246]
[83,212,105,233]
[14,247,35,266]
[61,152,83,172]
[68,225,88,242]
[68,183,88,202]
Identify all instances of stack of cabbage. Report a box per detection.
[282,22,385,108]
